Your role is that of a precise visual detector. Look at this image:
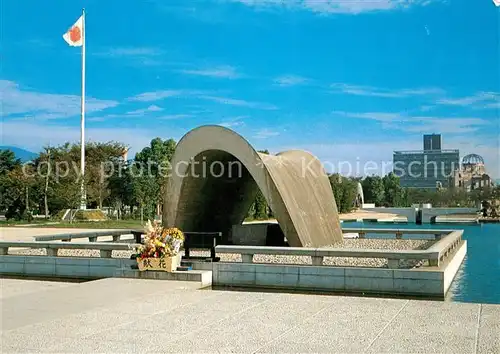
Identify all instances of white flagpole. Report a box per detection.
[80,8,86,210]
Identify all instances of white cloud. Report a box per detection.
[330,83,444,98]
[271,136,499,179]
[25,39,54,48]
[178,65,242,79]
[218,116,247,128]
[86,114,122,122]
[199,95,278,110]
[126,90,274,109]
[334,111,401,122]
[127,90,183,102]
[91,47,167,66]
[273,75,309,87]
[0,121,181,157]
[271,141,417,176]
[485,101,500,109]
[157,114,194,120]
[93,47,162,57]
[219,121,244,128]
[231,0,441,15]
[253,128,280,139]
[400,118,489,134]
[126,105,163,115]
[0,80,118,120]
[437,92,499,109]
[86,116,109,122]
[127,89,212,102]
[0,120,204,159]
[334,110,491,134]
[155,2,236,24]
[451,140,500,179]
[331,85,499,112]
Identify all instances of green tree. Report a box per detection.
[131,163,158,222]
[40,146,52,218]
[107,161,135,219]
[29,143,83,218]
[0,149,22,213]
[135,138,176,175]
[253,190,268,220]
[135,138,177,215]
[382,173,404,207]
[83,141,128,209]
[0,149,39,220]
[404,187,476,208]
[328,174,358,213]
[362,175,385,206]
[2,164,38,220]
[0,149,21,175]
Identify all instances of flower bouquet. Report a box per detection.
[135,220,185,272]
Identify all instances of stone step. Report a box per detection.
[116,268,212,287]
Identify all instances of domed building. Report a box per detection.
[462,154,486,174]
[451,154,492,191]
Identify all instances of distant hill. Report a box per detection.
[0,146,38,162]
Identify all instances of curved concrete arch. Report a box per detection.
[163,125,343,247]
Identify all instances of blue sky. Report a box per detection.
[1,0,499,177]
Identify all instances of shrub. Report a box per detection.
[73,209,107,221]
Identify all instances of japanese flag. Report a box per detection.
[63,15,83,47]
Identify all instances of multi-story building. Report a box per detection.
[423,134,441,151]
[393,135,460,189]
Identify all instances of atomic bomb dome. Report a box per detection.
[462,154,484,166]
[451,153,492,191]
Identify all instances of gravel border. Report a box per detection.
[215,239,434,269]
[7,239,434,269]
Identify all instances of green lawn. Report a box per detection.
[0,219,49,226]
[0,219,145,229]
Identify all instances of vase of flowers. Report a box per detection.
[135,220,184,272]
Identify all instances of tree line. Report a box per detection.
[327,173,499,214]
[1,140,498,221]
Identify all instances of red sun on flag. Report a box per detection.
[69,26,81,43]
[63,15,83,47]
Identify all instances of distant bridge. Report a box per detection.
[362,207,478,224]
[420,207,478,223]
[362,207,418,223]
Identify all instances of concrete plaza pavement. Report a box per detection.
[1,278,498,353]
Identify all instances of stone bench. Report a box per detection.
[183,232,222,261]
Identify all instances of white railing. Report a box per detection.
[341,228,455,240]
[34,230,142,243]
[0,241,140,258]
[216,230,464,269]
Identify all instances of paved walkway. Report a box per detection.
[1,278,498,353]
